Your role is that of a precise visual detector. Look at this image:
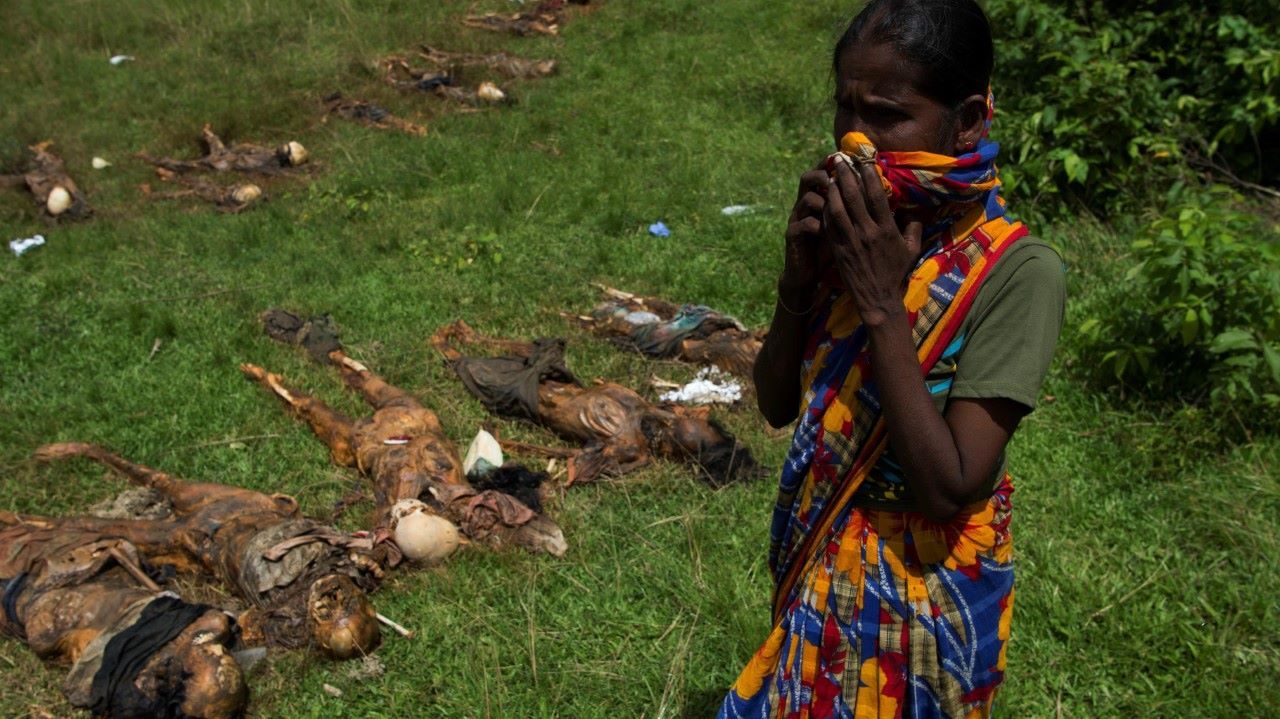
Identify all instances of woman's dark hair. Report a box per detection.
[834,0,993,108]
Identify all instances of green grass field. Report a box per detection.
[1,1,1276,717]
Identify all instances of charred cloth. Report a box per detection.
[470,464,548,514]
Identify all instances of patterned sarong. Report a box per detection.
[721,106,1028,718]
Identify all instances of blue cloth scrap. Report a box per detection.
[648,221,671,237]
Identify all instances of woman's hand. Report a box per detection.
[778,160,832,304]
[823,158,924,326]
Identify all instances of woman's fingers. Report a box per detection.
[902,219,924,257]
[796,216,822,238]
[798,190,825,217]
[834,159,874,235]
[856,162,893,226]
[797,169,830,199]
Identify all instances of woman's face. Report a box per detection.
[833,41,956,154]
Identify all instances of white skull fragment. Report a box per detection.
[46,186,72,215]
[389,499,460,563]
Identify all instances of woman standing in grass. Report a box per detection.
[722,1,1064,716]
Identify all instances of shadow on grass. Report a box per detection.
[681,687,727,718]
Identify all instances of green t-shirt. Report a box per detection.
[852,237,1067,510]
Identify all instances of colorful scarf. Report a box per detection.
[720,102,1028,719]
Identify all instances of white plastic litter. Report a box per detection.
[9,235,45,256]
[658,367,743,405]
[622,310,661,325]
[92,156,111,169]
[463,428,504,477]
[109,55,134,65]
[721,204,755,216]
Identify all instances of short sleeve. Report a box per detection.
[948,239,1066,411]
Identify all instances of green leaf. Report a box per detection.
[1210,329,1258,354]
[1263,343,1280,386]
[1180,307,1199,345]
[1062,151,1089,183]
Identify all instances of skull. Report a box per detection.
[389,499,461,563]
[282,141,309,166]
[306,574,381,660]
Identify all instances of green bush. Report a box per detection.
[986,0,1280,215]
[1079,187,1280,424]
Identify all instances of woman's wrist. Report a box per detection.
[860,302,908,330]
[776,279,820,314]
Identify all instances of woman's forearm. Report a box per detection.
[753,290,817,428]
[864,310,971,521]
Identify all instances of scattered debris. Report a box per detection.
[0,141,92,220]
[323,93,427,136]
[91,156,111,169]
[143,168,265,212]
[9,234,45,257]
[656,367,743,405]
[648,221,671,237]
[376,614,414,639]
[323,684,344,698]
[721,204,756,216]
[233,646,269,674]
[346,655,385,681]
[139,124,310,175]
[419,45,558,79]
[108,54,134,65]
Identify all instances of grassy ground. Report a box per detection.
[0,1,1276,717]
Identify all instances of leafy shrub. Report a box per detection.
[986,0,1280,215]
[1079,187,1280,423]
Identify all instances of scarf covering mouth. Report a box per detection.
[826,91,1006,224]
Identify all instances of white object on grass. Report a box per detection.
[622,310,661,325]
[463,428,504,477]
[477,82,506,103]
[231,184,262,204]
[46,186,72,215]
[9,235,46,256]
[658,367,743,405]
[721,204,755,216]
[92,157,111,169]
[109,55,134,65]
[283,141,308,166]
[389,499,461,563]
